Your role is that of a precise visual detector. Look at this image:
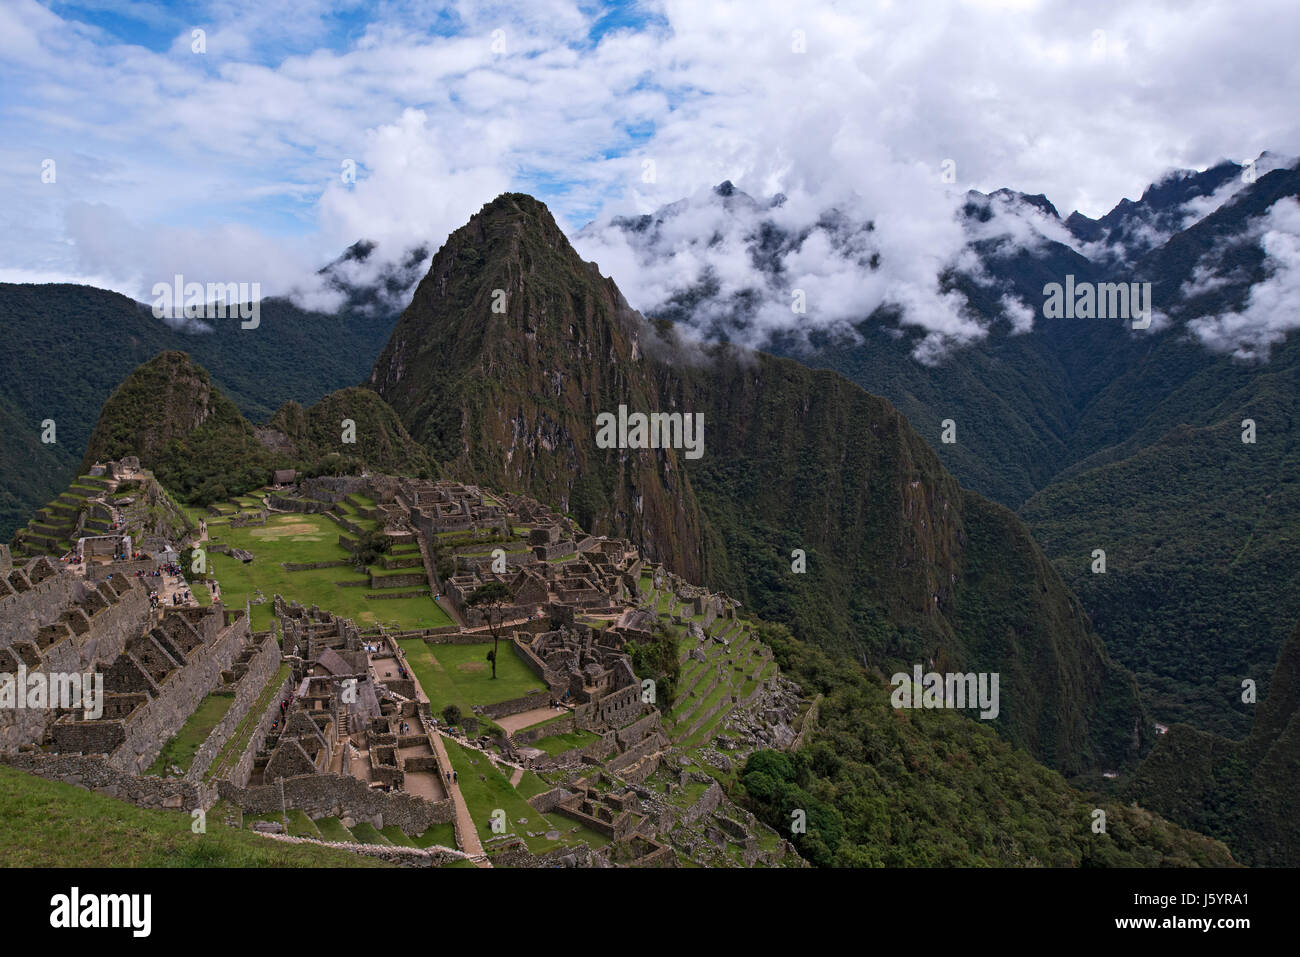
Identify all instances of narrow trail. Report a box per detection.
[428,730,491,867]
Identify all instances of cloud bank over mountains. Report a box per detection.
[3,0,1299,360]
[1188,196,1300,360]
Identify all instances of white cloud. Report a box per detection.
[1188,196,1300,359]
[0,0,1297,359]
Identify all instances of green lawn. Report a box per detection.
[514,770,552,800]
[530,728,599,756]
[0,767,388,867]
[286,809,321,839]
[409,821,458,848]
[147,693,236,775]
[313,817,353,842]
[441,738,566,855]
[348,822,391,845]
[397,638,544,711]
[202,512,453,632]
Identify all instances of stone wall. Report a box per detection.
[302,476,369,498]
[476,689,550,720]
[0,575,151,752]
[421,632,505,647]
[486,839,602,869]
[218,771,454,835]
[229,511,267,528]
[586,683,643,730]
[676,776,723,827]
[251,831,465,867]
[512,714,576,745]
[101,613,253,774]
[368,572,427,589]
[510,638,550,683]
[525,787,573,814]
[85,561,156,582]
[227,671,296,787]
[615,712,661,750]
[2,751,216,812]
[267,493,331,514]
[185,635,281,781]
[606,728,667,775]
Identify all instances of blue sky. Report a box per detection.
[2,0,1297,354]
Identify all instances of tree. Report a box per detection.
[353,528,391,567]
[467,581,512,679]
[441,704,462,727]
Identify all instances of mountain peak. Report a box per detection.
[80,350,248,474]
[475,191,561,231]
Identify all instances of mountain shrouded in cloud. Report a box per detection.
[572,158,1300,742]
[7,0,1300,314]
[369,190,1149,776]
[575,156,1299,364]
[575,178,983,365]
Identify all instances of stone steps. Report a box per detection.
[674,660,712,704]
[672,669,725,727]
[680,694,741,749]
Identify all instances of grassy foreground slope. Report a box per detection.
[0,767,389,867]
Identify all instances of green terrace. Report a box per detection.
[397,638,544,722]
[441,737,609,856]
[147,691,236,775]
[198,508,454,633]
[204,662,291,782]
[12,475,108,556]
[634,572,778,760]
[667,616,774,753]
[253,806,458,851]
[221,802,465,862]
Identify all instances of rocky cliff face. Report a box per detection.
[370,193,1145,775]
[370,193,708,579]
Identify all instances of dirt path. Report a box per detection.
[496,706,567,734]
[428,730,491,867]
[509,766,524,788]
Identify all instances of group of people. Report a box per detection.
[146,588,193,608]
[135,562,182,582]
[271,693,297,732]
